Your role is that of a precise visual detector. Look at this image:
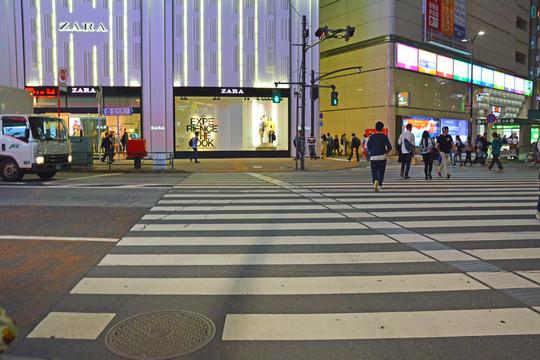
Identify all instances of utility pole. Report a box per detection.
[299,15,308,170]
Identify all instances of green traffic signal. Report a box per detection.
[331,91,338,106]
[272,89,281,103]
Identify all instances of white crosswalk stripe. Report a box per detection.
[25,171,540,359]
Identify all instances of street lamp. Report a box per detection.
[462,30,484,135]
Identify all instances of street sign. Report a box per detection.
[58,67,68,83]
[319,113,323,119]
[59,82,67,92]
[487,113,497,123]
[103,107,133,116]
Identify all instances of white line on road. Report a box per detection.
[117,234,395,246]
[395,219,540,228]
[98,251,433,266]
[429,232,540,241]
[27,312,116,339]
[465,248,540,260]
[130,222,366,231]
[370,209,534,217]
[70,273,487,295]
[222,308,540,340]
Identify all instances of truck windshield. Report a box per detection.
[29,117,68,141]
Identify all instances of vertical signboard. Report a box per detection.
[440,0,455,37]
[426,0,441,31]
[453,0,466,39]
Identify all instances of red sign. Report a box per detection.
[426,0,440,31]
[365,129,388,137]
[487,113,497,123]
[58,67,68,83]
[25,86,58,98]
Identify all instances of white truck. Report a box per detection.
[0,114,72,181]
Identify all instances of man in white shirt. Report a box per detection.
[398,123,415,178]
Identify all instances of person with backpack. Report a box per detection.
[189,131,200,163]
[487,132,503,172]
[348,133,361,162]
[419,130,436,180]
[397,123,415,178]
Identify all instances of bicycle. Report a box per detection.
[525,152,539,167]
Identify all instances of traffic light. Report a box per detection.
[345,26,355,41]
[315,26,329,39]
[272,88,281,103]
[331,91,338,106]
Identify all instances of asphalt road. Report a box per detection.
[1,162,539,360]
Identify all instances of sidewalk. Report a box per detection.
[71,156,364,173]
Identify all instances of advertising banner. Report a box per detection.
[441,0,455,37]
[418,50,437,75]
[403,117,439,146]
[441,118,468,140]
[396,43,419,71]
[426,0,441,31]
[453,0,466,39]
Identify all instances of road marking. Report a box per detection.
[141,212,346,220]
[469,272,540,289]
[465,248,540,260]
[158,199,316,204]
[71,273,487,295]
[516,271,540,284]
[130,222,366,232]
[355,202,536,210]
[430,232,540,241]
[222,308,540,340]
[0,235,118,242]
[117,234,395,246]
[98,251,433,266]
[370,209,533,217]
[349,196,537,203]
[150,205,327,211]
[395,219,540,228]
[164,193,299,198]
[27,312,116,339]
[48,173,121,182]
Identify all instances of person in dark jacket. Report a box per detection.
[367,121,392,192]
[326,133,333,157]
[101,133,114,163]
[333,135,340,155]
[349,133,361,162]
[488,132,503,171]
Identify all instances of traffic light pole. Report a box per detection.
[299,15,307,170]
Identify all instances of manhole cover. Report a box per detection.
[105,310,216,359]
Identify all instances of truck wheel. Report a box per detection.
[0,159,24,182]
[37,169,57,180]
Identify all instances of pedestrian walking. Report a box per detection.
[293,130,303,159]
[307,134,317,159]
[189,131,200,163]
[341,133,348,155]
[464,136,474,166]
[100,132,114,163]
[536,140,540,220]
[367,121,392,192]
[321,134,327,159]
[487,132,504,172]
[473,135,481,163]
[361,134,369,161]
[333,135,340,155]
[419,130,436,180]
[397,123,415,178]
[436,126,457,179]
[121,130,128,152]
[348,133,360,162]
[453,135,464,166]
[326,133,333,156]
[477,133,491,166]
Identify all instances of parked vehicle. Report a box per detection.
[0,114,72,181]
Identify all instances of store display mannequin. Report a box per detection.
[259,113,267,145]
[267,117,276,143]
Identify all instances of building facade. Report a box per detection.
[0,0,320,158]
[318,0,538,155]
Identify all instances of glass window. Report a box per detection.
[174,97,289,151]
[2,117,28,142]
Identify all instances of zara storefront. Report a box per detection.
[3,1,319,158]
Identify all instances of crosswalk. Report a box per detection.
[19,171,540,359]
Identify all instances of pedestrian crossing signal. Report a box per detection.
[331,91,338,106]
[272,89,282,103]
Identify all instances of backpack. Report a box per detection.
[404,138,414,152]
[533,141,540,156]
[189,137,194,147]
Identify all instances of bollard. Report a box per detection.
[134,157,142,169]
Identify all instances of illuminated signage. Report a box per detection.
[494,71,505,90]
[481,68,494,87]
[221,88,245,94]
[472,65,482,85]
[25,86,57,97]
[514,77,524,94]
[453,59,469,82]
[72,87,98,94]
[397,92,410,106]
[396,43,418,71]
[525,80,533,96]
[504,74,515,92]
[437,55,453,78]
[186,117,218,147]
[59,22,108,32]
[418,49,437,75]
[403,117,439,146]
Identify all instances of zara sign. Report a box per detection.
[59,22,108,32]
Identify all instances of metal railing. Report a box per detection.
[71,151,175,171]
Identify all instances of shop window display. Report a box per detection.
[174,97,288,152]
